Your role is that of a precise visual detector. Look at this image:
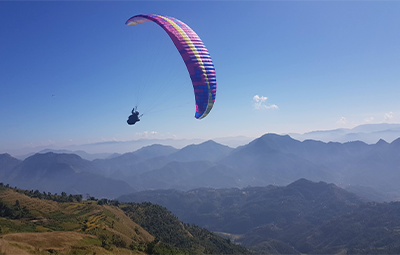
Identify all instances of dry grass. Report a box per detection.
[0,238,31,255]
[0,231,89,254]
[0,189,154,254]
[2,231,89,249]
[0,231,144,255]
[0,190,61,215]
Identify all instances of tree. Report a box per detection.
[76,194,83,202]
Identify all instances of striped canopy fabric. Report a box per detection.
[126,14,216,119]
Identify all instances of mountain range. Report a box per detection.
[289,123,400,143]
[0,152,135,198]
[10,136,254,158]
[2,130,400,200]
[7,123,400,158]
[99,133,400,200]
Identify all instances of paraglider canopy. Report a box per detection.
[126,14,217,120]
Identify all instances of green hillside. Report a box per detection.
[121,202,250,254]
[0,184,249,254]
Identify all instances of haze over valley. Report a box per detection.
[3,123,400,201]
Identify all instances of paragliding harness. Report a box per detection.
[127,106,143,125]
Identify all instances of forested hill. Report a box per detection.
[0,184,249,255]
[119,179,400,254]
[118,178,364,234]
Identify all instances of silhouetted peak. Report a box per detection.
[0,153,13,159]
[259,134,298,146]
[287,179,335,193]
[250,133,299,151]
[288,178,316,186]
[287,179,330,192]
[376,139,389,146]
[0,153,20,165]
[194,140,230,148]
[260,133,292,140]
[25,152,83,162]
[169,140,233,162]
[202,140,218,145]
[134,144,177,156]
[181,140,231,151]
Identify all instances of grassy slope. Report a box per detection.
[1,232,110,255]
[0,188,152,254]
[0,187,250,255]
[121,202,251,254]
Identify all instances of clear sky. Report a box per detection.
[1,1,399,154]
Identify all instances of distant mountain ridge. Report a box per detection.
[15,149,118,161]
[289,123,400,143]
[1,152,135,198]
[168,140,233,162]
[7,123,399,158]
[2,130,400,199]
[92,144,178,177]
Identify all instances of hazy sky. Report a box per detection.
[1,1,399,153]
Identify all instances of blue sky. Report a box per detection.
[1,1,399,153]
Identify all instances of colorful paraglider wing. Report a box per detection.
[126,14,216,119]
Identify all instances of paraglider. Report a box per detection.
[125,14,217,121]
[127,107,141,125]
